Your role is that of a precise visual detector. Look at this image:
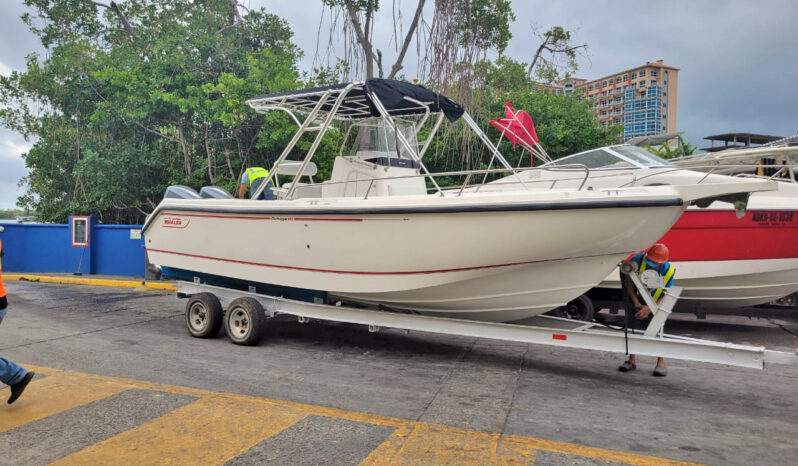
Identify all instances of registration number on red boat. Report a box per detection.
[751,211,794,224]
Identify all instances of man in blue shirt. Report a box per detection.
[618,243,675,377]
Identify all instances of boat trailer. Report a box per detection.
[176,264,797,370]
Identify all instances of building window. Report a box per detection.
[601,91,607,96]
[640,81,646,87]
[663,80,668,85]
[651,70,658,77]
[631,73,636,79]
[665,70,669,76]
[588,84,593,91]
[616,77,621,83]
[639,70,646,77]
[650,80,656,86]
[631,83,636,88]
[623,75,628,82]
[602,80,607,87]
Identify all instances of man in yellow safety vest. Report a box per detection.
[618,243,676,377]
[236,167,275,200]
[0,239,35,403]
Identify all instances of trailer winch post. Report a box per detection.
[619,260,682,337]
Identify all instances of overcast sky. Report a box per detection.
[1,0,797,209]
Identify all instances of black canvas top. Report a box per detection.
[248,79,464,122]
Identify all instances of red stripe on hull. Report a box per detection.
[657,210,798,261]
[161,212,363,222]
[147,248,620,276]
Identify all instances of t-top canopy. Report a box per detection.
[246,79,464,122]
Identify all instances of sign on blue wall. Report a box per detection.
[0,217,145,277]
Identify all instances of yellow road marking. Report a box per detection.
[10,366,700,466]
[3,274,176,291]
[499,434,698,466]
[53,397,307,466]
[0,370,129,433]
[361,424,534,465]
[359,424,416,465]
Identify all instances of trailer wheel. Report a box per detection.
[226,297,265,346]
[550,295,594,321]
[185,293,223,338]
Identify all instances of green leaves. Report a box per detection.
[452,0,515,53]
[645,135,697,159]
[3,0,304,223]
[423,55,619,174]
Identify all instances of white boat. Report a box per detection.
[487,144,797,310]
[142,80,775,322]
[672,143,798,181]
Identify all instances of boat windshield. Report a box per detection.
[546,145,675,169]
[347,118,419,160]
[612,145,675,167]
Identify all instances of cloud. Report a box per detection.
[0,131,31,209]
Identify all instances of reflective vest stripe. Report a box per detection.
[246,167,269,183]
[638,255,675,302]
[656,264,676,301]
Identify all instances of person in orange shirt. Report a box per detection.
[0,239,35,404]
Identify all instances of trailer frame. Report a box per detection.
[176,279,797,370]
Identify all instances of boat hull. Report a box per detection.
[599,204,798,309]
[144,191,686,322]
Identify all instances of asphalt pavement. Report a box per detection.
[1,280,797,465]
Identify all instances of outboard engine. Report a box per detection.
[200,186,234,199]
[163,185,201,199]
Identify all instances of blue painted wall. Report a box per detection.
[93,225,145,276]
[0,218,145,277]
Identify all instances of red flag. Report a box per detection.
[504,102,539,146]
[489,102,540,165]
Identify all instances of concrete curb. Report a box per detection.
[3,274,177,291]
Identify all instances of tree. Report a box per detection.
[645,135,697,159]
[422,56,620,176]
[318,0,516,88]
[1,0,306,223]
[320,0,426,79]
[526,26,587,84]
[422,0,515,90]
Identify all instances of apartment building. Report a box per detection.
[541,60,679,142]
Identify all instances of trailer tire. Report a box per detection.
[185,293,223,338]
[549,295,594,321]
[225,297,265,346]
